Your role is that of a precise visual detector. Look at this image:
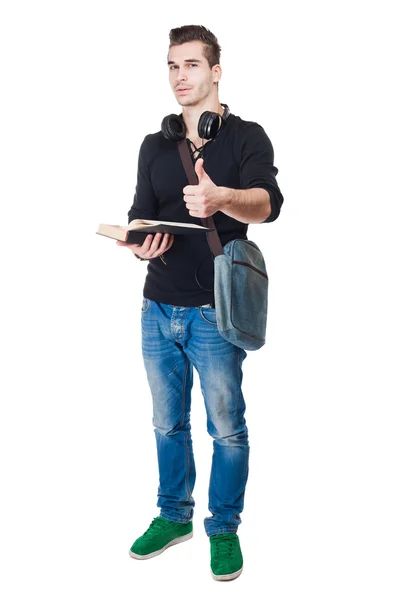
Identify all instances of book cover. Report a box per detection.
[96,219,213,243]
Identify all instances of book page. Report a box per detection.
[128,219,207,230]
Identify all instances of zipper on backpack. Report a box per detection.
[232,260,268,279]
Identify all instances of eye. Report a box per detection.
[169,63,198,70]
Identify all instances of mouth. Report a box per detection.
[177,88,191,94]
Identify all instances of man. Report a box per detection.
[117,25,284,581]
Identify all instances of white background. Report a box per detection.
[1,1,395,598]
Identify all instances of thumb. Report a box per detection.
[195,158,206,182]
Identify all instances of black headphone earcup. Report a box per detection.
[198,111,222,140]
[161,114,186,141]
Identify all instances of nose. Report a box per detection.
[175,67,188,85]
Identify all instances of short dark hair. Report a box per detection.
[168,25,221,70]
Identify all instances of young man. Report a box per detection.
[117,25,284,581]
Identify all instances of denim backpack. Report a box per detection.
[177,139,268,351]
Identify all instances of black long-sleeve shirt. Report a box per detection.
[128,111,284,307]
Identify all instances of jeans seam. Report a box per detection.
[199,306,217,326]
[182,356,191,500]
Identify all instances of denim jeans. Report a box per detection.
[140,296,249,537]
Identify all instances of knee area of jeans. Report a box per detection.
[153,419,191,437]
[209,426,249,445]
[154,424,179,437]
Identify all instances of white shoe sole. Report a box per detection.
[211,565,243,581]
[129,531,193,560]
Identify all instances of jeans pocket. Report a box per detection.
[199,306,217,326]
[141,297,151,313]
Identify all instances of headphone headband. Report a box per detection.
[177,103,230,122]
[220,103,230,122]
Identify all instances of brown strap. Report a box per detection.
[177,139,224,257]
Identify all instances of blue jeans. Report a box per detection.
[140,296,249,537]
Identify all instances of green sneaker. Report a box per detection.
[210,533,243,581]
[129,516,193,560]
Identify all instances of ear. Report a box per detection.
[212,64,222,84]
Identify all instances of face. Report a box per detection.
[167,41,221,107]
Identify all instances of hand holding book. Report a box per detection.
[97,218,214,264]
[116,232,174,262]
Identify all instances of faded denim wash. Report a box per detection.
[141,296,249,536]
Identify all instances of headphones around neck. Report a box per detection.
[161,103,230,142]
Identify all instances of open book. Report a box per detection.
[96,218,213,244]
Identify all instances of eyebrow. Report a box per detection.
[167,58,202,65]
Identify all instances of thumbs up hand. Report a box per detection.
[194,157,210,183]
[182,158,223,218]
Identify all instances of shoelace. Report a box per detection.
[143,517,170,537]
[212,534,237,558]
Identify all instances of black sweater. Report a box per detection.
[127,112,284,307]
